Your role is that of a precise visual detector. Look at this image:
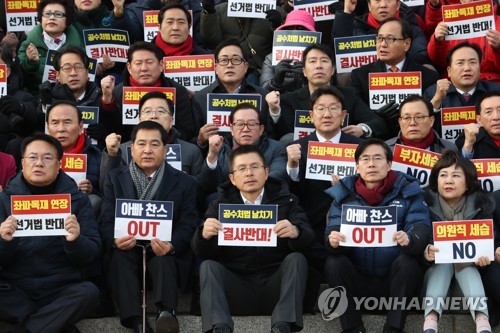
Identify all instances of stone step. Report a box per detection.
[75,313,494,333]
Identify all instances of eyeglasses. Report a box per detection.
[141,108,171,117]
[23,155,56,164]
[376,36,405,44]
[313,104,343,115]
[399,115,431,124]
[216,57,245,66]
[60,64,86,73]
[232,121,260,130]
[358,156,387,164]
[230,165,265,175]
[42,11,66,18]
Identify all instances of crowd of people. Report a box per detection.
[0,0,500,333]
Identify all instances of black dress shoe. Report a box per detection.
[156,310,179,333]
[132,322,153,333]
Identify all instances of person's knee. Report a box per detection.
[392,254,421,274]
[324,254,350,278]
[283,252,307,268]
[199,260,224,281]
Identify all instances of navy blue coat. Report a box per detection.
[325,171,431,277]
[0,172,101,297]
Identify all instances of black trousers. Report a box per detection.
[480,261,500,315]
[199,252,308,333]
[0,280,99,333]
[109,248,178,327]
[324,253,423,331]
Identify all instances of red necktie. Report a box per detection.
[54,38,62,44]
[389,66,399,73]
[463,93,471,103]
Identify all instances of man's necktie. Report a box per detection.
[463,93,471,103]
[389,66,399,73]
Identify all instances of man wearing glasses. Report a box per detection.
[0,133,101,333]
[385,95,456,153]
[38,46,114,148]
[198,102,286,199]
[192,38,272,149]
[351,19,438,112]
[324,138,431,333]
[192,145,314,333]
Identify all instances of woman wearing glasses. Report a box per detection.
[422,150,494,333]
[18,0,83,98]
[385,95,457,154]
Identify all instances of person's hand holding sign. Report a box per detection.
[328,230,346,249]
[65,214,80,242]
[274,220,299,239]
[151,238,173,256]
[115,235,137,250]
[202,218,223,240]
[424,244,439,262]
[0,216,18,241]
[393,230,410,247]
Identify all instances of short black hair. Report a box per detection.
[309,86,345,110]
[158,3,191,26]
[214,38,247,62]
[0,46,13,67]
[354,138,393,163]
[446,41,482,67]
[476,90,500,115]
[377,17,413,40]
[37,0,74,29]
[229,102,265,128]
[131,120,168,145]
[399,94,433,117]
[302,43,335,64]
[53,45,90,71]
[21,133,64,160]
[139,91,175,117]
[429,150,480,193]
[229,145,267,171]
[127,41,164,63]
[46,100,82,123]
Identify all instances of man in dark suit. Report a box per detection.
[99,121,198,333]
[286,86,362,311]
[351,18,439,106]
[266,43,387,141]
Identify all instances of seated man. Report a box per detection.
[46,100,102,214]
[385,95,456,153]
[99,121,198,333]
[324,138,431,333]
[457,91,500,159]
[0,133,100,332]
[192,145,314,333]
[200,102,286,197]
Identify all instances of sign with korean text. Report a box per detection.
[79,106,99,145]
[87,58,98,82]
[206,93,262,132]
[400,0,424,7]
[126,144,183,171]
[472,159,500,193]
[5,0,38,32]
[227,0,276,19]
[391,144,441,187]
[305,142,358,181]
[442,0,496,41]
[218,204,278,247]
[293,110,315,140]
[368,72,422,110]
[164,54,216,92]
[340,205,398,247]
[272,30,322,66]
[61,154,87,184]
[42,50,57,83]
[0,64,7,97]
[143,10,193,42]
[114,199,173,241]
[122,87,176,125]
[441,106,476,143]
[294,0,336,21]
[11,194,71,237]
[83,29,130,63]
[334,35,378,73]
[434,219,494,263]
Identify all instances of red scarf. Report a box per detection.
[400,130,436,150]
[67,134,85,154]
[129,76,163,87]
[490,135,500,147]
[355,170,399,206]
[367,11,400,28]
[154,32,193,56]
